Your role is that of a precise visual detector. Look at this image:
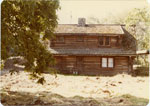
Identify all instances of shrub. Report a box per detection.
[134,67,149,76]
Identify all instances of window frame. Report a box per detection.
[102,57,107,68]
[101,57,114,68]
[108,57,114,68]
[99,36,110,46]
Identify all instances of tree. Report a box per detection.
[1,0,60,84]
[124,8,150,50]
[87,7,150,66]
[124,8,150,66]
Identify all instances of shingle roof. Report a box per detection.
[48,48,136,56]
[51,24,136,55]
[55,24,124,35]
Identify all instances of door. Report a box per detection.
[76,57,84,74]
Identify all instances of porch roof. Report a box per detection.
[48,48,136,56]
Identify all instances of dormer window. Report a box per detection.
[99,36,110,46]
[77,36,84,42]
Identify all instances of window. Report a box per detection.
[99,37,110,46]
[102,57,114,68]
[57,36,64,42]
[77,36,84,42]
[108,58,113,68]
[102,58,107,67]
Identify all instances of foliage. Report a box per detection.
[124,8,150,25]
[87,7,150,67]
[1,0,60,84]
[134,67,149,76]
[0,60,4,70]
[121,94,149,105]
[124,8,150,50]
[1,90,148,105]
[124,8,150,67]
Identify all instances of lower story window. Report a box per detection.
[102,57,114,68]
[102,58,107,67]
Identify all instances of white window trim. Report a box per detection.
[102,57,114,68]
[108,58,113,68]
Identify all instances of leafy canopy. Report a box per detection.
[87,7,150,66]
[124,8,150,50]
[1,0,60,84]
[124,8,150,66]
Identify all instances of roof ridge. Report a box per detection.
[55,24,125,34]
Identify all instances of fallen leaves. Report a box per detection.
[0,71,149,101]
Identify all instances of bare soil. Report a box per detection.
[0,71,149,106]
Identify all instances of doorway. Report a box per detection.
[76,57,84,74]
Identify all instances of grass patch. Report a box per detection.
[121,94,149,106]
[72,95,84,100]
[134,67,149,76]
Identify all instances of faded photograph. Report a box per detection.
[1,0,150,106]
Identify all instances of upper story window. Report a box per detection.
[99,36,110,46]
[102,57,114,68]
[77,36,84,42]
[57,36,64,42]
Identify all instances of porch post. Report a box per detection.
[129,56,133,73]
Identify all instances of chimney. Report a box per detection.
[78,18,86,26]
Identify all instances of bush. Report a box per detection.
[134,67,149,76]
[121,94,149,106]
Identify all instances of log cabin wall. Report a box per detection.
[54,56,130,75]
[55,56,76,74]
[51,35,122,49]
[51,20,137,75]
[115,57,129,72]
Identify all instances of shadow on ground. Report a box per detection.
[0,90,149,106]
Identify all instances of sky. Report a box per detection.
[57,0,149,24]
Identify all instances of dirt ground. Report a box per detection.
[0,71,149,106]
